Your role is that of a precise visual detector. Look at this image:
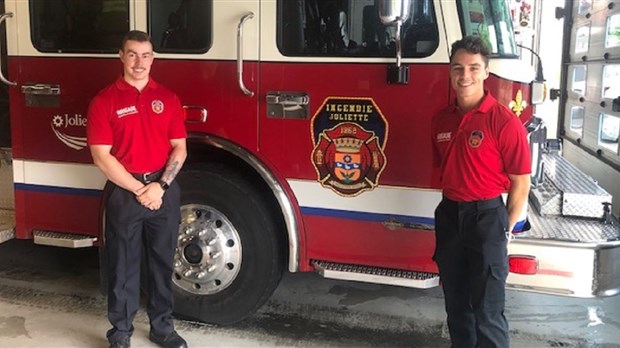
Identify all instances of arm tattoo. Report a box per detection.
[162,160,181,184]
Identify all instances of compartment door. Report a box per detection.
[258,0,449,271]
[6,0,133,237]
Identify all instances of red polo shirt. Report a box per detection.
[87,77,187,173]
[431,92,531,202]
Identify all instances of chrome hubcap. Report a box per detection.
[174,204,242,295]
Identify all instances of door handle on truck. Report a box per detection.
[0,12,16,87]
[266,92,309,106]
[237,12,254,97]
[21,84,61,95]
[183,105,208,123]
[21,84,61,108]
[266,91,310,119]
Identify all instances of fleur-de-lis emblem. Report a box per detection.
[509,90,527,117]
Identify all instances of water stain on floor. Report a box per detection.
[328,284,438,306]
[0,316,31,339]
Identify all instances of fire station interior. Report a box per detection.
[0,2,617,207]
[0,0,619,338]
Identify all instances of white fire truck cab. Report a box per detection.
[0,0,618,325]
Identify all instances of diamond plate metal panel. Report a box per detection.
[543,152,611,196]
[530,153,613,219]
[526,206,620,242]
[530,175,562,216]
[563,193,611,218]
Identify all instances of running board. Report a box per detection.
[33,230,97,248]
[312,260,440,289]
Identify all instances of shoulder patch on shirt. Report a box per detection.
[436,132,451,143]
[116,105,138,118]
[469,130,484,147]
[152,100,164,114]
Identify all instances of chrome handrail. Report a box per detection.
[0,12,16,86]
[237,12,254,97]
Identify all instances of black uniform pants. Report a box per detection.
[104,180,180,344]
[434,196,510,348]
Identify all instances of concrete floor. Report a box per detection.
[0,239,619,347]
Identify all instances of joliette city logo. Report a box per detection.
[310,97,388,197]
[51,113,87,150]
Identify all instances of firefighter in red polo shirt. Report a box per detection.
[87,30,188,348]
[431,36,531,348]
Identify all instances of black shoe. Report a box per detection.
[149,330,188,348]
[109,336,130,348]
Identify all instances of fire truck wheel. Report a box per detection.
[172,163,285,325]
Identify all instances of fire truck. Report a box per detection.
[0,0,618,325]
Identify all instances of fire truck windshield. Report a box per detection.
[456,0,518,58]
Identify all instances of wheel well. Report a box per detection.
[185,141,290,267]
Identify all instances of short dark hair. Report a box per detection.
[449,35,490,67]
[120,30,152,51]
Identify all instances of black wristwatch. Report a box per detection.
[159,180,170,191]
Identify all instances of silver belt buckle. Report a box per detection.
[142,172,151,183]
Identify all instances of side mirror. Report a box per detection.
[377,0,412,84]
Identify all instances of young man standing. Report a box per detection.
[87,30,188,348]
[431,36,531,347]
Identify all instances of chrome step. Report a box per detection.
[312,260,440,289]
[33,230,97,248]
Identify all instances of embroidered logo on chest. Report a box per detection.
[151,100,164,114]
[116,105,138,118]
[469,130,484,147]
[436,132,451,143]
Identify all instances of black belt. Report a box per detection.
[442,196,504,211]
[131,169,164,184]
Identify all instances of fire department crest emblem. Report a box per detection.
[151,100,164,114]
[469,130,484,147]
[311,97,388,197]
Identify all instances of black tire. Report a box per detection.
[172,163,285,325]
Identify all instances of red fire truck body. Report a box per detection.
[0,0,617,325]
